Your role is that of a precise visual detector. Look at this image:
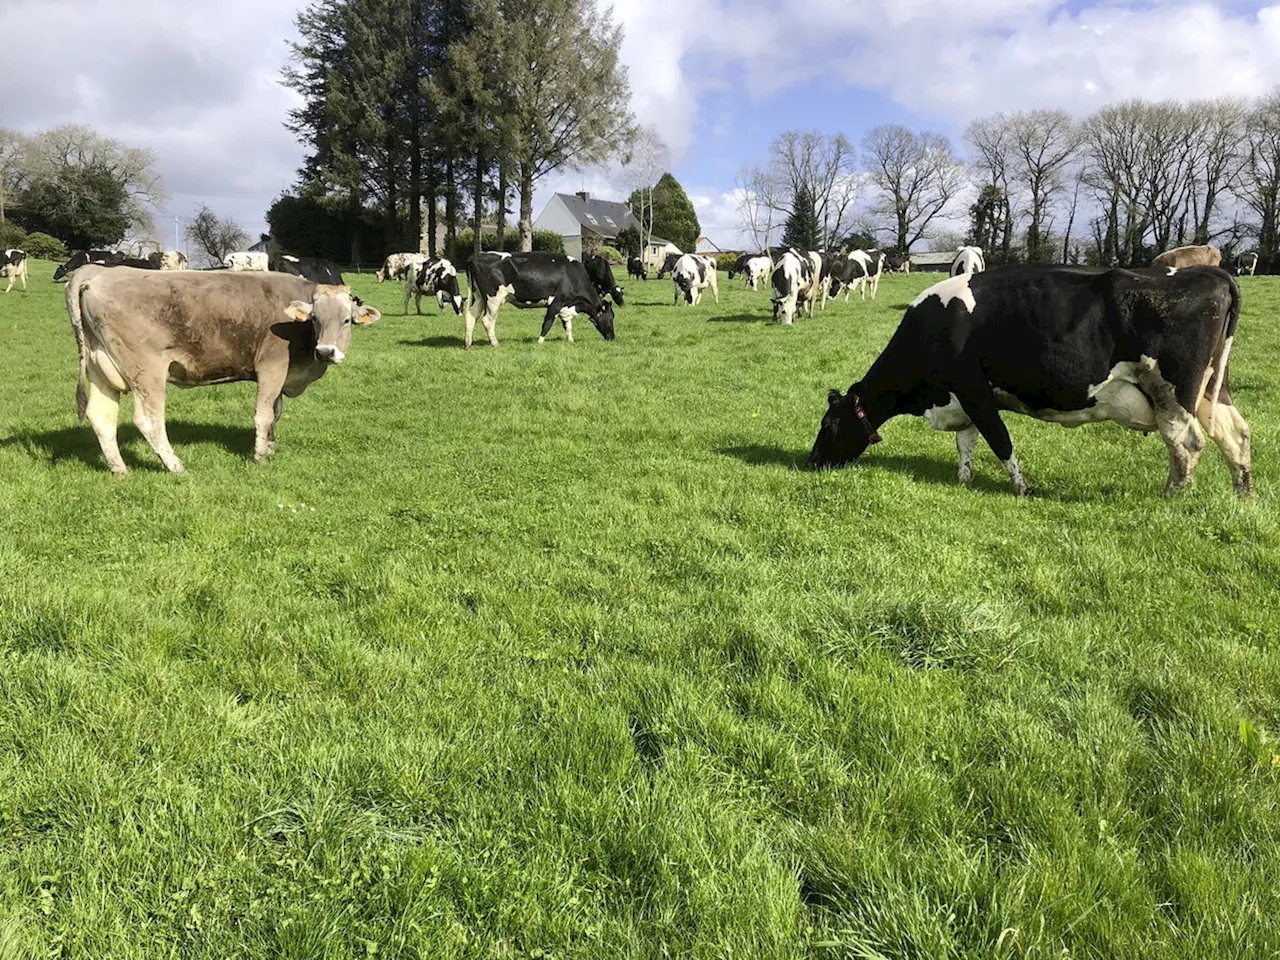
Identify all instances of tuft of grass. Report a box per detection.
[0,261,1278,957]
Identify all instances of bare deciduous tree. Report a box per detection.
[769,131,858,250]
[1008,109,1079,262]
[965,114,1014,259]
[621,125,671,254]
[735,163,785,254]
[862,125,965,252]
[1235,88,1280,268]
[186,204,249,265]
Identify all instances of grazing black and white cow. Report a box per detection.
[53,250,125,281]
[671,253,719,306]
[404,256,463,315]
[808,266,1251,498]
[274,255,345,285]
[2,249,27,293]
[728,253,771,291]
[119,257,159,270]
[844,250,885,300]
[885,250,910,274]
[1236,251,1259,277]
[463,251,616,348]
[771,249,821,324]
[627,256,646,281]
[657,252,682,279]
[584,254,624,305]
[951,246,985,276]
[825,257,863,301]
[375,252,428,283]
[146,251,188,271]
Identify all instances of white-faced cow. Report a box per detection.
[2,249,27,293]
[54,250,125,281]
[1236,252,1258,277]
[404,256,463,315]
[224,251,269,272]
[376,252,428,283]
[146,251,188,271]
[463,251,616,349]
[64,267,379,475]
[951,246,985,276]
[627,256,646,281]
[809,266,1251,498]
[274,255,345,285]
[1152,244,1220,269]
[771,250,822,324]
[584,255,625,305]
[671,254,719,306]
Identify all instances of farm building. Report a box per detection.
[910,251,959,272]
[534,191,675,265]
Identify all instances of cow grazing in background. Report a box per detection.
[1237,251,1259,277]
[464,251,616,348]
[808,266,1250,498]
[274,255,345,285]
[404,257,463,315]
[53,250,125,281]
[224,251,269,271]
[825,257,862,301]
[64,267,379,475]
[584,254,625,305]
[671,254,719,306]
[1152,244,1221,269]
[728,254,771,291]
[2,249,27,293]
[657,252,682,279]
[627,256,646,280]
[376,252,428,283]
[771,249,821,324]
[885,250,910,274]
[951,246,985,276]
[147,251,188,271]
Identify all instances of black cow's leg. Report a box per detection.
[954,384,1029,495]
[539,301,560,343]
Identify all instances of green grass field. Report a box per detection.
[1,258,1277,958]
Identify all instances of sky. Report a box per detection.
[2,0,1279,251]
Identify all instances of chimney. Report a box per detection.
[576,191,590,201]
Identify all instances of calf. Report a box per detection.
[1152,244,1220,269]
[404,256,463,315]
[376,252,428,283]
[584,254,625,305]
[275,254,345,285]
[224,251,269,272]
[627,256,646,281]
[1236,251,1258,277]
[146,251,188,271]
[64,267,379,475]
[464,251,616,348]
[54,250,125,281]
[2,249,27,293]
[808,266,1250,498]
[671,254,719,306]
[950,246,985,276]
[771,249,821,324]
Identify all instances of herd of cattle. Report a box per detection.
[0,237,1259,500]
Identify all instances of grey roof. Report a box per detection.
[556,193,639,237]
[910,251,956,265]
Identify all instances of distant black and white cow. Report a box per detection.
[224,251,269,272]
[464,251,616,348]
[584,255,624,305]
[274,255,345,285]
[885,250,910,274]
[671,254,719,306]
[728,253,771,291]
[119,257,159,270]
[657,252,682,279]
[404,256,463,315]
[771,249,821,324]
[2,249,27,293]
[1237,251,1259,277]
[146,251,188,271]
[951,246,985,276]
[808,266,1251,498]
[627,256,646,281]
[53,250,125,281]
[850,250,885,299]
[376,252,428,284]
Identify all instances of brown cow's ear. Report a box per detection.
[284,300,313,322]
[354,304,381,325]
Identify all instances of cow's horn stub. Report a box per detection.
[827,388,842,405]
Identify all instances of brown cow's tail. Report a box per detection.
[1208,272,1241,435]
[64,273,90,420]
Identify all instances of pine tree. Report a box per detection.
[781,185,820,250]
[629,173,699,251]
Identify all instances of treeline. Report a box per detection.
[279,0,634,264]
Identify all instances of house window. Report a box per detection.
[584,213,598,224]
[603,216,616,227]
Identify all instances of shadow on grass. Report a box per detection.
[719,444,808,469]
[397,335,463,349]
[707,313,765,324]
[720,443,1013,492]
[2,421,255,471]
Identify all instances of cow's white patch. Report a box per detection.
[923,393,972,431]
[283,255,298,262]
[991,362,1157,432]
[1166,267,1178,276]
[1003,454,1030,495]
[910,273,976,312]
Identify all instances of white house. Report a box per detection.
[534,191,676,265]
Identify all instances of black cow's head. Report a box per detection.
[590,301,616,340]
[808,385,882,470]
[53,251,89,281]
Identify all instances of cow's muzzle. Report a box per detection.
[315,345,345,364]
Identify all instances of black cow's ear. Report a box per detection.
[827,388,842,405]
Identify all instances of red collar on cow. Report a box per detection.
[853,396,881,444]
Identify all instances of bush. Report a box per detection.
[22,232,66,260]
[615,227,640,258]
[531,230,564,255]
[0,221,27,251]
[448,229,566,264]
[715,252,739,272]
[600,245,623,264]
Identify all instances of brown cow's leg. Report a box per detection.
[84,363,127,476]
[1134,356,1204,496]
[253,375,286,463]
[131,371,184,474]
[1197,392,1253,496]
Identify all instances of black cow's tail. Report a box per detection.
[1208,272,1241,435]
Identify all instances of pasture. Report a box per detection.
[1,260,1278,958]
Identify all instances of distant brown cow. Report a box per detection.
[65,266,379,475]
[1152,244,1221,269]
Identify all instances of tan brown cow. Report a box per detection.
[64,266,379,475]
[1152,244,1221,269]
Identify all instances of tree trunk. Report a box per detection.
[518,161,534,252]
[408,1,422,253]
[495,155,507,250]
[426,159,438,257]
[385,132,399,249]
[472,145,485,258]
[445,157,457,256]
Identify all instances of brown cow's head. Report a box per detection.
[284,285,380,364]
